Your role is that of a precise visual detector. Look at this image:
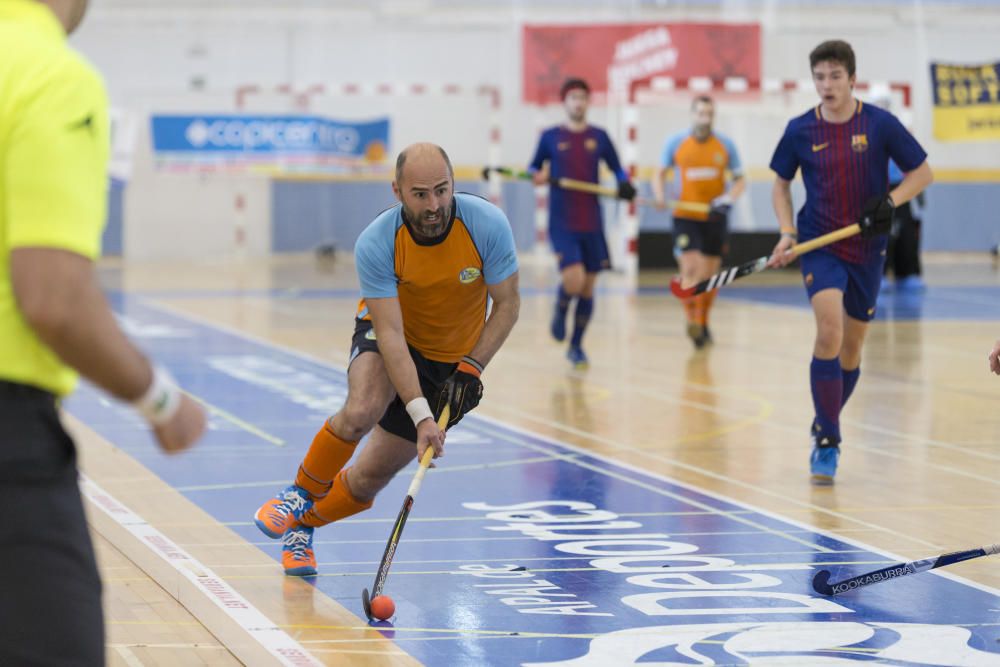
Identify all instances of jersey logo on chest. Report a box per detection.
[458,267,482,284]
[851,134,869,152]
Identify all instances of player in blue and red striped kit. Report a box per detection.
[767,40,933,484]
[528,78,636,368]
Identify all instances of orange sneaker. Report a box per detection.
[254,486,310,539]
[282,525,317,576]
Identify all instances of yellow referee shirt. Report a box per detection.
[0,0,109,396]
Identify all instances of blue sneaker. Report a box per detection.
[551,307,567,342]
[567,346,589,369]
[282,525,317,576]
[810,438,841,486]
[896,275,926,292]
[254,485,311,539]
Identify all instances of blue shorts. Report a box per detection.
[800,249,885,322]
[550,229,611,273]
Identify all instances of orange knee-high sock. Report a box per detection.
[683,297,697,323]
[698,290,715,326]
[300,468,372,528]
[294,422,358,500]
[693,293,709,326]
[702,291,717,326]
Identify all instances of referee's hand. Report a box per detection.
[152,395,206,454]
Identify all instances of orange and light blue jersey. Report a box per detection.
[660,131,742,221]
[354,193,518,363]
[770,101,927,264]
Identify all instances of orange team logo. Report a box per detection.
[805,273,814,286]
[584,138,598,152]
[851,134,869,152]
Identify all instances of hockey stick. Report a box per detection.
[669,223,862,299]
[812,543,1000,596]
[481,166,709,213]
[361,405,449,621]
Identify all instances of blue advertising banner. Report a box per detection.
[150,114,389,171]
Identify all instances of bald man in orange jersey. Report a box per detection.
[253,143,520,576]
[652,96,745,348]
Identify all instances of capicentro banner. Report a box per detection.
[150,114,390,170]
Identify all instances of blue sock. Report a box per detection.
[810,356,843,443]
[841,366,861,406]
[555,286,572,318]
[570,297,593,348]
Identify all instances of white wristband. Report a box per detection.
[133,366,183,426]
[405,397,433,427]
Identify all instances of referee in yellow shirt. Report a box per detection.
[1,2,206,664]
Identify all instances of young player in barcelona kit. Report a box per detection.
[652,95,745,348]
[253,143,520,574]
[528,77,636,368]
[767,40,933,484]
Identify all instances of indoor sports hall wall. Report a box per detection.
[74,1,1000,259]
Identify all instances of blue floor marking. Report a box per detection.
[720,285,1000,321]
[67,295,1000,666]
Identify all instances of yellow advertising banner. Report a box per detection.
[930,62,1000,141]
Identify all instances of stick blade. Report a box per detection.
[361,587,374,621]
[669,276,695,299]
[811,570,835,596]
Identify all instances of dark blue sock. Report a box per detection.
[810,356,843,443]
[570,297,593,348]
[555,285,572,317]
[841,366,861,407]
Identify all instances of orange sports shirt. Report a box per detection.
[660,131,743,221]
[354,193,518,363]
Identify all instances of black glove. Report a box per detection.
[617,181,637,201]
[433,356,483,427]
[858,194,895,239]
[709,195,732,220]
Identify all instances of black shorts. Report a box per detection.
[0,381,104,666]
[673,216,729,257]
[349,320,464,442]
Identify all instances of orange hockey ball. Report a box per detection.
[370,595,395,620]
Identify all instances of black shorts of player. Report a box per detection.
[349,320,464,442]
[0,381,104,666]
[673,216,729,258]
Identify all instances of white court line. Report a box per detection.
[135,298,1000,598]
[80,475,321,667]
[188,548,868,570]
[114,646,145,667]
[108,643,229,650]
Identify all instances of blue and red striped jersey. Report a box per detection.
[529,125,628,234]
[769,100,927,264]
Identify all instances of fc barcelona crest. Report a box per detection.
[584,138,598,152]
[851,134,869,152]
